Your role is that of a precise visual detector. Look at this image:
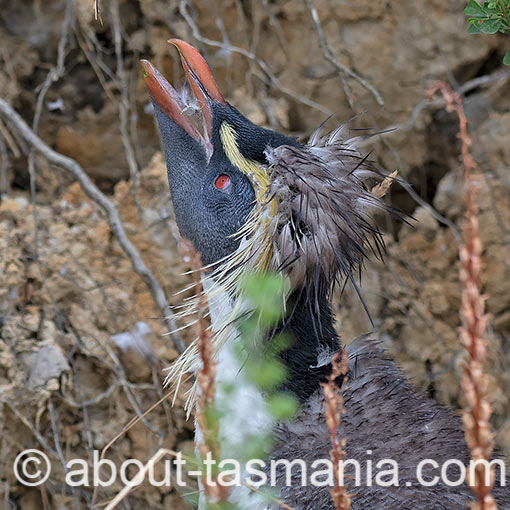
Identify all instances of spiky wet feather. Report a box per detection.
[237,125,391,301]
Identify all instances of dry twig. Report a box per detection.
[91,384,179,507]
[371,170,398,199]
[104,447,182,510]
[426,81,497,510]
[322,351,351,510]
[0,127,7,198]
[374,70,510,139]
[28,0,73,251]
[109,0,144,220]
[357,69,510,243]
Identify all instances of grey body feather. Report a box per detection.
[270,336,510,509]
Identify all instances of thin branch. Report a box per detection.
[362,69,510,139]
[0,130,7,199]
[6,403,59,461]
[48,399,81,510]
[398,176,462,243]
[109,0,144,220]
[356,69,510,242]
[179,0,332,115]
[304,0,384,106]
[0,118,21,157]
[0,98,186,355]
[28,0,73,248]
[92,387,176,507]
[103,448,186,510]
[94,0,102,23]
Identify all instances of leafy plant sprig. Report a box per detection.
[196,272,298,509]
[465,0,510,65]
[236,273,299,452]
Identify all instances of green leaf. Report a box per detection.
[241,273,284,302]
[220,382,236,395]
[247,358,288,390]
[237,317,262,344]
[267,393,299,420]
[504,51,510,66]
[241,433,273,460]
[207,502,239,510]
[240,273,287,326]
[204,406,222,431]
[479,18,502,32]
[465,0,488,17]
[468,22,484,33]
[483,2,501,15]
[267,333,291,354]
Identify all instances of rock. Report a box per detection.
[25,344,70,389]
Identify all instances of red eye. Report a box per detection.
[215,174,231,190]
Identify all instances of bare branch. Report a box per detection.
[356,69,510,242]
[304,0,384,106]
[0,129,7,198]
[109,0,144,220]
[104,448,184,510]
[0,98,186,354]
[0,119,20,161]
[363,69,510,138]
[27,0,73,250]
[179,0,332,116]
[48,399,81,510]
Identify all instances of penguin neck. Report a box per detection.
[204,275,341,404]
[273,284,342,402]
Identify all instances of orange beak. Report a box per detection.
[141,39,226,161]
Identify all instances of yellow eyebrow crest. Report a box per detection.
[219,122,272,200]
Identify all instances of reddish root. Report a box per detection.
[426,81,497,510]
[322,351,351,510]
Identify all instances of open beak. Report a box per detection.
[141,39,226,161]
